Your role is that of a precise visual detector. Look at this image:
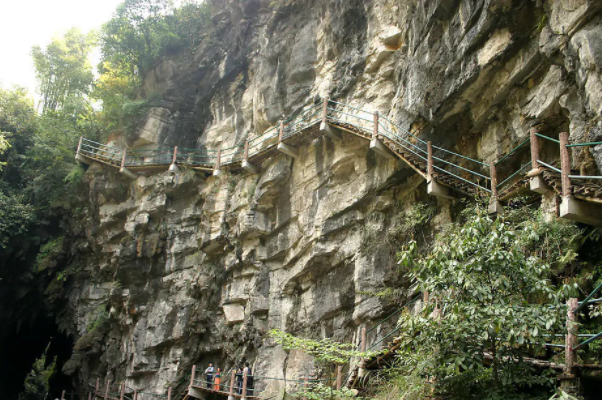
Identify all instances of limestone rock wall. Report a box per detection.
[61,0,602,395]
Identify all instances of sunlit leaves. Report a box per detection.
[393,204,577,398]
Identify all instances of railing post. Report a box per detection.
[427,141,434,179]
[373,112,379,139]
[167,387,172,400]
[279,120,285,143]
[229,370,235,397]
[61,390,66,400]
[216,150,222,170]
[488,161,503,215]
[361,327,367,352]
[242,370,248,399]
[120,382,125,400]
[77,136,83,155]
[529,127,540,171]
[88,392,92,400]
[244,140,250,161]
[302,377,309,400]
[490,162,499,199]
[133,389,138,400]
[172,146,178,165]
[121,149,127,170]
[560,132,571,197]
[322,98,328,124]
[190,365,196,388]
[562,298,579,393]
[336,365,343,390]
[95,378,100,395]
[105,381,110,399]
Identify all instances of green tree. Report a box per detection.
[18,346,56,400]
[99,0,180,77]
[392,205,577,399]
[0,86,38,187]
[31,28,96,114]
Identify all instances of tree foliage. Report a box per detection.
[390,204,581,399]
[18,346,56,400]
[31,28,96,114]
[268,329,378,365]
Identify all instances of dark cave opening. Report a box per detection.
[0,314,74,400]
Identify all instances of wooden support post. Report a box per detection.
[426,141,452,199]
[302,377,309,400]
[121,150,127,170]
[120,382,125,400]
[322,97,328,124]
[167,387,172,400]
[169,145,180,173]
[172,146,178,164]
[88,392,92,400]
[427,141,434,178]
[119,149,137,179]
[361,327,367,352]
[241,370,248,399]
[488,162,503,215]
[528,127,550,193]
[133,390,138,400]
[229,370,235,397]
[190,365,196,388]
[77,136,83,155]
[95,379,100,395]
[61,390,66,400]
[336,365,343,390]
[530,127,540,171]
[561,298,579,394]
[213,150,222,176]
[560,132,571,197]
[373,112,379,139]
[242,140,259,174]
[105,381,110,399]
[278,121,285,143]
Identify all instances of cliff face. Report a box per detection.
[56,0,602,395]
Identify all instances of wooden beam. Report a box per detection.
[561,298,579,392]
[373,112,379,139]
[560,132,571,197]
[361,327,367,352]
[488,162,503,215]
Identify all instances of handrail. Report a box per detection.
[432,145,489,167]
[537,160,561,173]
[434,165,492,192]
[566,141,602,147]
[497,161,532,189]
[76,99,601,204]
[495,137,530,165]
[535,133,560,144]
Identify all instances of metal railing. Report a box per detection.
[75,99,602,203]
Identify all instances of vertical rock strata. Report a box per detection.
[60,0,602,394]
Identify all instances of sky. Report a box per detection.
[0,0,125,99]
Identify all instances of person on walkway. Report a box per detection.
[214,368,221,392]
[205,363,214,389]
[235,367,244,394]
[244,362,254,396]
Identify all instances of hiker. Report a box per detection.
[244,362,254,396]
[214,368,221,392]
[235,367,244,394]
[205,363,214,389]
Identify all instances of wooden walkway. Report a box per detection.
[76,98,602,225]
